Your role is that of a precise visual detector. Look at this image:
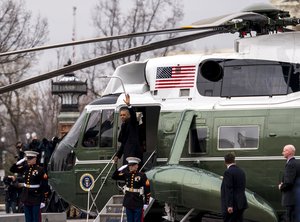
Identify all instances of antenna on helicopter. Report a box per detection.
[72,6,77,63]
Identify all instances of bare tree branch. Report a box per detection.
[0,0,49,154]
[82,0,184,97]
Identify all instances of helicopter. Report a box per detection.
[1,2,300,222]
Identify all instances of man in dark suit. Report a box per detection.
[221,152,248,222]
[278,144,300,222]
[114,94,143,165]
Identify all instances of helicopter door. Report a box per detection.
[117,105,160,170]
[168,110,196,165]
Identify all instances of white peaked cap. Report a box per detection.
[126,157,141,165]
[24,150,39,157]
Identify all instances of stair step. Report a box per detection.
[111,195,124,204]
[95,195,155,222]
[106,204,123,208]
[99,218,127,222]
[100,212,125,216]
[105,204,124,213]
[99,212,127,222]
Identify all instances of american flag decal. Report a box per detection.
[155,65,196,89]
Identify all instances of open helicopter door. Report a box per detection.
[116,105,161,171]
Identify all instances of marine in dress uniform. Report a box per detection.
[10,150,48,222]
[112,157,151,222]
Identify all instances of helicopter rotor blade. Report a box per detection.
[2,8,297,94]
[0,29,226,94]
[0,26,222,57]
[0,12,271,57]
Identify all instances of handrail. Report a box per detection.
[89,161,115,212]
[139,150,157,172]
[97,75,127,95]
[86,189,90,222]
[85,153,117,219]
[121,206,125,222]
[93,153,116,185]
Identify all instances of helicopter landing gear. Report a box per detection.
[162,204,200,222]
[180,208,195,221]
[163,203,175,221]
[189,213,204,222]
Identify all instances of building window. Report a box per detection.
[218,126,259,149]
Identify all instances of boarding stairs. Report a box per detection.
[85,150,157,222]
[93,195,154,222]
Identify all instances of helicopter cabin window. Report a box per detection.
[222,60,290,97]
[189,127,208,154]
[197,59,297,97]
[82,109,114,148]
[218,126,259,150]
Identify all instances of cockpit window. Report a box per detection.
[100,109,114,147]
[82,109,114,148]
[82,111,101,147]
[49,110,87,171]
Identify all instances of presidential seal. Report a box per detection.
[79,173,95,191]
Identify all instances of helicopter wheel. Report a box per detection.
[278,213,287,222]
[189,212,204,222]
[144,200,164,222]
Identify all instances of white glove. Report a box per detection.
[143,204,149,210]
[40,203,45,209]
[118,164,128,171]
[16,157,26,165]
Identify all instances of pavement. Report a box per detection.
[0,211,223,222]
[0,204,223,222]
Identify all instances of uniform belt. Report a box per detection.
[124,187,142,193]
[21,183,40,188]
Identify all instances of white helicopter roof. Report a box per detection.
[101,31,300,111]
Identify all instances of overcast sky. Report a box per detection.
[24,0,270,70]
